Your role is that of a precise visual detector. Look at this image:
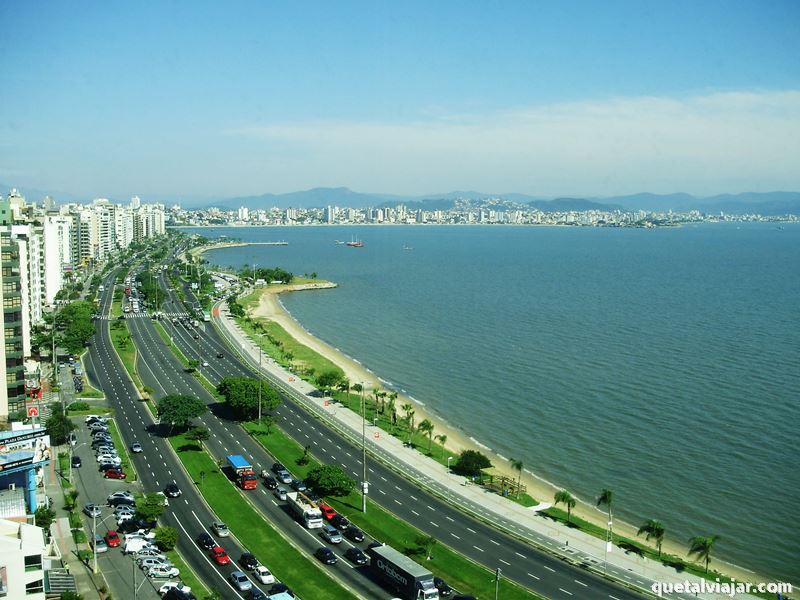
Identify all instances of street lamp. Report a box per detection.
[92,509,113,575]
[361,382,367,514]
[447,456,454,472]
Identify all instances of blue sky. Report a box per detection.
[1,1,799,200]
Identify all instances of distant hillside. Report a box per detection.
[604,191,800,215]
[208,187,409,210]
[530,197,623,212]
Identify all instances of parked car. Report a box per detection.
[314,547,337,565]
[138,556,171,570]
[104,469,127,480]
[321,525,342,544]
[252,565,275,585]
[134,548,165,560]
[116,513,134,525]
[83,504,102,518]
[159,582,192,597]
[344,526,364,543]
[344,547,368,565]
[229,571,252,592]
[108,491,134,502]
[104,530,121,548]
[210,546,231,566]
[196,532,215,550]
[115,504,136,516]
[71,456,82,468]
[146,565,180,579]
[92,533,108,553]
[100,463,122,473]
[211,521,229,537]
[239,553,258,571]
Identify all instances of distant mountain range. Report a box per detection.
[3,182,799,215]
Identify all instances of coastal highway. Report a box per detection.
[85,271,293,600]
[140,269,652,600]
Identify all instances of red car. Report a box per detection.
[104,469,127,480]
[318,500,337,521]
[210,546,231,565]
[104,530,121,547]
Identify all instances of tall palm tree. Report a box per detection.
[351,383,363,410]
[337,378,350,398]
[637,519,666,557]
[597,488,613,548]
[401,403,415,443]
[418,419,434,453]
[434,433,448,458]
[688,535,719,573]
[510,458,524,499]
[554,490,576,523]
[387,396,397,429]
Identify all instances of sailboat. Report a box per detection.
[346,236,364,247]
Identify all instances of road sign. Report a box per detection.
[27,406,39,418]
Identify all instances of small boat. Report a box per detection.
[335,240,345,245]
[346,236,364,247]
[403,245,413,251]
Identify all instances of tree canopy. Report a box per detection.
[45,407,75,445]
[136,493,166,522]
[451,449,492,477]
[156,394,208,430]
[154,526,178,551]
[217,376,280,420]
[316,370,344,392]
[57,300,96,353]
[305,464,356,497]
[243,266,294,284]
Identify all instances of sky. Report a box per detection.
[1,0,799,201]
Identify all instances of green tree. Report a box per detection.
[401,403,415,443]
[156,394,207,431]
[217,376,280,420]
[305,464,356,497]
[316,370,344,393]
[35,506,56,532]
[597,488,614,549]
[154,526,179,551]
[60,592,84,600]
[45,408,75,445]
[56,300,96,353]
[202,592,222,600]
[637,519,666,557]
[452,449,492,478]
[554,490,576,523]
[417,419,434,453]
[510,458,524,499]
[688,535,719,573]
[136,493,167,522]
[415,535,438,561]
[434,433,448,458]
[185,426,210,450]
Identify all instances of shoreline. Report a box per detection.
[244,282,764,585]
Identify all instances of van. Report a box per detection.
[92,534,108,553]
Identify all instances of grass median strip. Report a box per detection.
[167,432,358,600]
[243,422,545,600]
[109,318,145,392]
[106,418,137,482]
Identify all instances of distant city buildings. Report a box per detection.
[0,190,166,419]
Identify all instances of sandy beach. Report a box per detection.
[245,284,762,584]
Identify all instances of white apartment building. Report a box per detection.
[0,518,47,600]
[41,215,73,306]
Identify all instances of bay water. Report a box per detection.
[191,223,800,581]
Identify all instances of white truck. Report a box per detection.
[285,491,323,529]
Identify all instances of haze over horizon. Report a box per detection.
[1,1,799,200]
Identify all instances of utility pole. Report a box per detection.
[361,383,367,513]
[257,347,262,423]
[495,567,501,600]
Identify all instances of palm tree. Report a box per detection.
[637,519,666,557]
[387,396,397,428]
[510,458,524,499]
[351,383,363,410]
[337,378,350,398]
[418,419,434,453]
[597,488,613,548]
[401,403,415,443]
[554,490,576,523]
[688,535,719,573]
[434,433,448,458]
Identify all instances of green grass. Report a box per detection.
[167,433,358,600]
[76,375,104,399]
[106,418,137,482]
[109,319,145,392]
[243,422,545,600]
[67,405,113,417]
[57,452,72,488]
[165,549,210,597]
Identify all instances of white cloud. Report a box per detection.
[229,90,800,196]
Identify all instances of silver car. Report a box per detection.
[229,570,252,592]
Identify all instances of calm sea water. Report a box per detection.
[189,223,800,581]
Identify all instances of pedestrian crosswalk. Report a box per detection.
[94,311,192,320]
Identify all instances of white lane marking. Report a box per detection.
[450,533,460,540]
[559,589,573,596]
[527,572,540,580]
[490,539,500,546]
[574,580,588,587]
[515,552,526,559]
[472,545,483,552]
[543,565,555,572]
[429,521,439,528]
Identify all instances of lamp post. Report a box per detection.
[361,382,367,514]
[258,346,262,423]
[447,456,454,472]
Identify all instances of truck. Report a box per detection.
[367,545,439,600]
[285,491,324,529]
[226,455,258,490]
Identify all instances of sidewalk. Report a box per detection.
[214,301,766,600]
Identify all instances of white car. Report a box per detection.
[108,491,134,502]
[116,513,134,524]
[135,548,166,560]
[97,454,121,465]
[126,530,156,542]
[146,565,179,579]
[159,582,192,596]
[201,361,209,367]
[253,565,275,585]
[114,505,135,516]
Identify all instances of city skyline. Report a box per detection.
[2,1,799,199]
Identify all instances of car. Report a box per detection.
[126,529,156,542]
[158,582,192,597]
[138,556,171,570]
[229,571,252,592]
[276,469,292,484]
[100,462,122,473]
[108,490,134,502]
[97,454,121,465]
[163,588,198,600]
[252,564,275,585]
[239,553,258,571]
[92,533,108,553]
[68,432,77,446]
[246,589,268,600]
[330,514,350,531]
[104,469,127,480]
[344,547,368,565]
[134,548,165,560]
[201,361,209,367]
[91,435,113,444]
[434,577,453,596]
[321,525,342,544]
[85,415,107,424]
[118,518,157,533]
[71,456,82,468]
[146,565,180,579]
[114,504,136,516]
[318,501,337,521]
[117,513,134,525]
[131,442,143,453]
[92,433,113,441]
[273,487,287,501]
[209,546,231,565]
[83,504,102,518]
[314,547,337,565]
[211,521,229,537]
[164,483,181,498]
[271,462,285,474]
[195,532,215,551]
[269,583,295,597]
[290,479,307,492]
[216,352,223,359]
[193,334,199,340]
[343,528,364,546]
[94,445,116,455]
[262,475,278,489]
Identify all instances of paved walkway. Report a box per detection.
[214,301,766,600]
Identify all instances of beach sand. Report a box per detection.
[246,284,761,584]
